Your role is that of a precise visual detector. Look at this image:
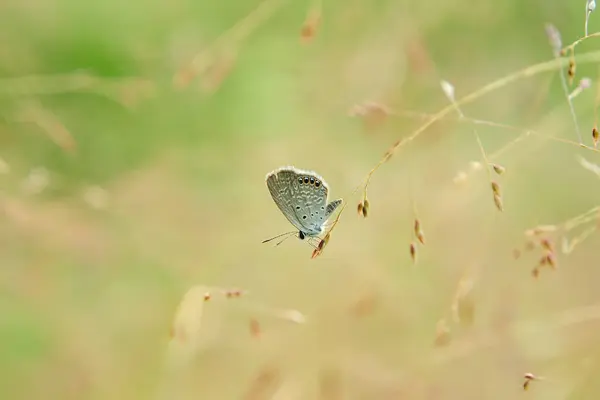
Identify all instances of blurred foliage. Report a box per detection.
[2,0,600,399]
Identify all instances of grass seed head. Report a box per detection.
[593,127,599,148]
[523,373,543,391]
[300,11,321,44]
[416,231,426,245]
[357,201,364,216]
[410,242,417,263]
[491,181,501,196]
[544,24,562,57]
[414,219,426,245]
[545,252,557,269]
[491,163,505,175]
[588,0,597,13]
[568,58,576,85]
[362,198,370,217]
[311,248,321,259]
[349,101,390,131]
[493,193,504,212]
[540,238,554,252]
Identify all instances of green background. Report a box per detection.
[2,0,600,399]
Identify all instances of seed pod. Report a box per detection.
[568,58,576,85]
[491,163,505,175]
[357,201,364,216]
[362,198,370,217]
[593,127,599,148]
[540,238,554,252]
[491,181,501,196]
[493,193,504,212]
[409,242,417,263]
[300,11,320,44]
[414,219,426,245]
[545,252,557,269]
[416,231,426,245]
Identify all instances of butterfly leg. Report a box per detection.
[306,237,321,249]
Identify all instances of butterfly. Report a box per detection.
[263,166,342,246]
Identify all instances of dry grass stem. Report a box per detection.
[174,0,288,88]
[357,48,600,197]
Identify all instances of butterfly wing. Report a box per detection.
[266,168,309,233]
[266,166,329,236]
[325,199,343,218]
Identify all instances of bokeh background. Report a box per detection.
[2,0,600,399]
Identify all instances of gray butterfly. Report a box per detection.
[264,166,342,245]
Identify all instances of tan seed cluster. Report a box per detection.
[516,231,559,278]
[409,242,417,264]
[568,58,576,85]
[523,372,544,391]
[414,218,426,245]
[358,197,370,218]
[300,10,321,44]
[491,163,505,175]
[311,232,331,259]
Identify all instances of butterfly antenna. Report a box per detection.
[275,233,296,246]
[262,231,296,244]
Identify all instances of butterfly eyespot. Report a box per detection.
[310,177,315,185]
[302,215,307,219]
[303,177,309,184]
[315,180,320,187]
[296,206,300,210]
[298,177,303,184]
[321,206,325,210]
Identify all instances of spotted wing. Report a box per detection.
[290,172,329,236]
[266,168,309,233]
[325,199,343,218]
[266,167,329,236]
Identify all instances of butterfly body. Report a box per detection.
[265,166,342,241]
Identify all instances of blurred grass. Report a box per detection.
[2,0,600,399]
